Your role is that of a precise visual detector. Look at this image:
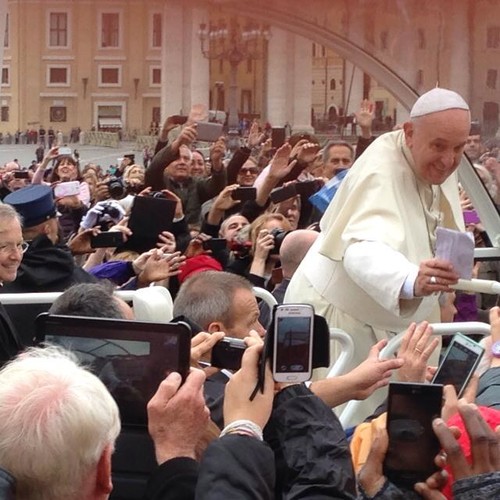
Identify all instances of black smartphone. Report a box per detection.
[202,238,228,252]
[295,180,321,197]
[231,186,257,201]
[271,127,286,148]
[211,337,246,371]
[384,382,443,489]
[270,184,297,204]
[90,231,125,248]
[172,115,188,125]
[13,170,29,179]
[432,333,484,397]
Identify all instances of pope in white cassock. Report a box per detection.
[285,88,470,390]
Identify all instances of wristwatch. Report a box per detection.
[492,340,500,358]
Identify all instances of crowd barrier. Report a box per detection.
[135,135,157,151]
[83,131,120,148]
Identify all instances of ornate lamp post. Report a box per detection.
[198,18,271,133]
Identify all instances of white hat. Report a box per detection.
[410,88,469,118]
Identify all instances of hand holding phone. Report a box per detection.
[272,304,314,383]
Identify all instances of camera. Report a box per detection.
[269,228,290,255]
[100,203,122,221]
[150,191,166,199]
[107,176,126,199]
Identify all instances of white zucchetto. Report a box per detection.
[410,88,469,118]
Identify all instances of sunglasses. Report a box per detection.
[239,167,259,175]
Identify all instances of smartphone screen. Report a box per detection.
[432,333,484,397]
[384,382,443,489]
[231,187,257,201]
[273,304,314,383]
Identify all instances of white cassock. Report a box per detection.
[285,130,465,421]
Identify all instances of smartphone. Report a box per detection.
[196,122,223,142]
[295,180,322,197]
[463,209,480,225]
[172,115,188,125]
[211,337,246,371]
[58,146,72,155]
[384,382,443,489]
[273,304,314,383]
[432,333,484,397]
[202,238,228,252]
[90,231,125,249]
[54,180,80,198]
[13,170,29,179]
[271,127,286,148]
[231,186,257,201]
[270,184,297,204]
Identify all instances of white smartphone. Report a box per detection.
[273,304,314,383]
[432,332,484,397]
[58,146,72,155]
[54,180,80,198]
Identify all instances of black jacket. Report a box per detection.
[2,234,96,293]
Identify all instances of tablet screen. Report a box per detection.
[35,314,191,427]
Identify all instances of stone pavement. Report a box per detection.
[0,141,142,171]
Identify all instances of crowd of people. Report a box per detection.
[0,93,499,499]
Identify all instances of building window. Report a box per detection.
[1,106,9,122]
[150,67,161,86]
[380,31,388,50]
[487,26,500,48]
[417,28,426,49]
[49,12,68,47]
[219,59,224,73]
[1,67,9,86]
[487,69,498,89]
[152,107,161,124]
[47,66,70,86]
[152,13,162,48]
[312,43,316,57]
[330,78,336,91]
[3,13,8,48]
[99,66,121,86]
[321,45,326,57]
[101,13,120,48]
[416,69,424,87]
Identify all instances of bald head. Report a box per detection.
[279,230,319,279]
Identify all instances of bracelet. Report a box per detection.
[220,419,263,441]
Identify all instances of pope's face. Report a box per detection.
[404,109,470,185]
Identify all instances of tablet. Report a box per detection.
[35,313,191,427]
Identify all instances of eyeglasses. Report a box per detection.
[239,167,259,175]
[0,241,29,254]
